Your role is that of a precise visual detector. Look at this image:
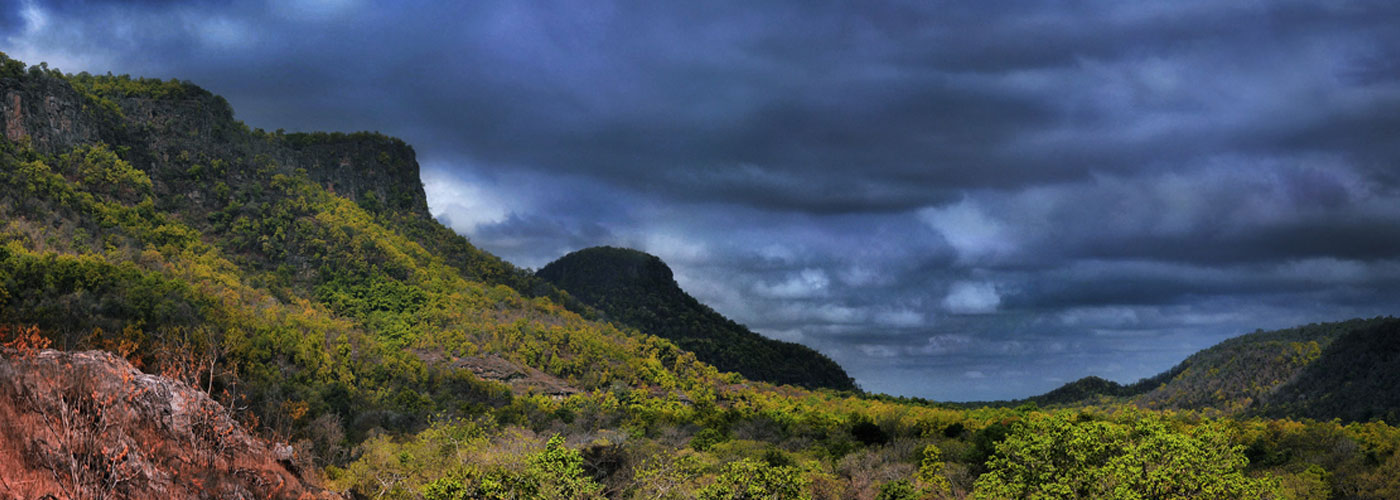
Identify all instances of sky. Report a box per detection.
[5,0,1400,401]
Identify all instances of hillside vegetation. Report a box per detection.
[3,52,1400,499]
[538,246,856,391]
[1256,318,1400,423]
[1029,317,1400,423]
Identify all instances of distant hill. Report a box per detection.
[1026,375,1165,407]
[537,246,857,391]
[1029,317,1400,422]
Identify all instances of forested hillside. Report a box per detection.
[4,52,1400,499]
[1255,318,1400,422]
[1,56,725,431]
[538,246,856,391]
[1029,317,1400,422]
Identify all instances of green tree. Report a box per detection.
[875,479,919,500]
[0,51,26,78]
[66,143,152,201]
[973,413,1275,499]
[917,444,951,496]
[527,435,604,499]
[699,458,809,500]
[422,477,469,500]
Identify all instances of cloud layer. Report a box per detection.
[7,0,1400,400]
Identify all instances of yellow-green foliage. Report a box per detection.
[1,137,732,447]
[973,410,1275,499]
[328,420,603,500]
[917,444,951,495]
[699,458,809,500]
[66,72,204,100]
[66,143,152,199]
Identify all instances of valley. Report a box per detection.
[2,52,1399,499]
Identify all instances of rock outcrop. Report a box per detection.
[0,348,340,499]
[452,354,580,399]
[0,71,107,151]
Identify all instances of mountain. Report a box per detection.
[1030,317,1400,422]
[0,52,732,474]
[537,246,856,391]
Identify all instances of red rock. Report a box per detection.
[0,349,341,499]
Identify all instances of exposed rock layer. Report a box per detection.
[0,349,340,499]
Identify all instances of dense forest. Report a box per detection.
[538,246,856,391]
[2,52,1400,499]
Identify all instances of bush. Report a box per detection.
[699,458,810,500]
[875,479,918,500]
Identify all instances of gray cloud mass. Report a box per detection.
[5,0,1400,400]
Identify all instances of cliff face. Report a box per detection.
[282,133,427,216]
[1,71,108,150]
[0,348,339,499]
[0,69,428,218]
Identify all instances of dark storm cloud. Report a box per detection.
[1008,259,1400,309]
[467,213,619,270]
[7,0,1400,400]
[9,0,1400,211]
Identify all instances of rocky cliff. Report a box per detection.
[0,67,428,218]
[1,68,109,151]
